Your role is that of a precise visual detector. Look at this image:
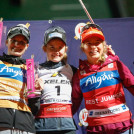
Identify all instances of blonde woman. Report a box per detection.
[33,26,77,134]
[72,23,134,134]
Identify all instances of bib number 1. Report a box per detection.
[55,86,60,96]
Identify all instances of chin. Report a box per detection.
[90,57,100,62]
[91,54,100,59]
[51,59,61,62]
[52,60,60,63]
[11,52,22,57]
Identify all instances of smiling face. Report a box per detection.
[43,38,67,62]
[6,35,29,57]
[81,36,104,64]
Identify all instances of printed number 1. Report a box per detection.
[55,86,60,96]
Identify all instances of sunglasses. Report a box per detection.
[81,24,103,34]
[45,26,66,35]
[7,26,30,42]
[44,26,66,44]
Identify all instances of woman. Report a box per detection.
[72,23,134,134]
[33,26,77,134]
[0,24,35,134]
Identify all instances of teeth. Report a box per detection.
[90,50,97,53]
[12,48,22,52]
[12,48,15,52]
[90,51,98,55]
[15,42,18,46]
[53,54,59,57]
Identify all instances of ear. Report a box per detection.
[81,47,84,52]
[25,44,29,50]
[42,45,47,52]
[5,40,8,46]
[65,46,68,52]
[80,43,85,52]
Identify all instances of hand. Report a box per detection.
[34,77,44,91]
[106,45,115,56]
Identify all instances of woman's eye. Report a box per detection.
[86,43,91,45]
[11,40,16,44]
[50,46,54,49]
[95,42,101,45]
[59,46,62,49]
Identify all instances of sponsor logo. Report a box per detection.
[0,65,23,77]
[42,98,71,103]
[108,63,113,68]
[44,79,71,84]
[51,71,62,77]
[88,104,129,117]
[86,92,122,104]
[85,72,114,88]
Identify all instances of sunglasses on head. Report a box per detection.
[81,24,103,34]
[45,27,66,35]
[7,26,30,43]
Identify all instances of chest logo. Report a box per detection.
[51,71,62,77]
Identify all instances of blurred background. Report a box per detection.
[0,0,134,20]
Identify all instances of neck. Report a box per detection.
[87,59,100,65]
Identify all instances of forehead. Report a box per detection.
[11,35,28,42]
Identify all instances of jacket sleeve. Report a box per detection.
[72,71,83,115]
[28,97,41,116]
[116,60,134,95]
[70,65,77,75]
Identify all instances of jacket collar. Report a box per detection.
[40,61,65,69]
[0,53,26,65]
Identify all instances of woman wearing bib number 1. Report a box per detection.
[33,26,77,134]
[72,23,134,134]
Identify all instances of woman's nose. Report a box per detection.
[54,48,59,52]
[90,44,96,48]
[14,42,20,47]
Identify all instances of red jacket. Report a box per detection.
[72,55,134,133]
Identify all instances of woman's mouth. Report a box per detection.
[12,48,22,52]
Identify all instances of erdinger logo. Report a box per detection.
[86,72,114,88]
[51,71,62,77]
[79,108,88,127]
[0,66,23,77]
[74,23,86,40]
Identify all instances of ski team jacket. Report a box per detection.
[0,53,35,133]
[33,61,77,132]
[72,55,134,133]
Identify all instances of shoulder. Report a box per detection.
[38,62,47,70]
[39,62,46,67]
[68,64,77,75]
[0,55,4,61]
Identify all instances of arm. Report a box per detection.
[28,77,44,116]
[72,71,83,115]
[28,97,41,116]
[70,65,77,75]
[116,60,134,95]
